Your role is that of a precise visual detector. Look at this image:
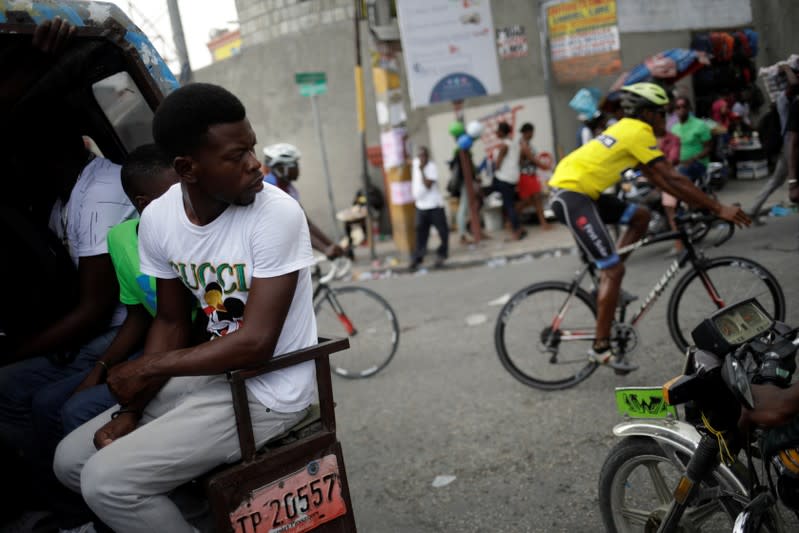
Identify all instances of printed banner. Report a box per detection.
[496,26,528,59]
[397,0,502,109]
[546,0,622,84]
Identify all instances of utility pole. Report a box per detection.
[354,0,377,260]
[166,0,192,84]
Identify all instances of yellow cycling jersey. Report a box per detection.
[548,118,665,200]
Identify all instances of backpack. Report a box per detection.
[757,104,783,157]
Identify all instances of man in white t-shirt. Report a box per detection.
[54,83,318,532]
[410,146,448,270]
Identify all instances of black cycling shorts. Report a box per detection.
[549,189,638,269]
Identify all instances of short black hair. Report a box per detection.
[121,143,173,200]
[152,83,246,159]
[497,121,511,135]
[519,122,534,133]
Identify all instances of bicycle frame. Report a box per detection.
[552,223,727,344]
[313,275,357,336]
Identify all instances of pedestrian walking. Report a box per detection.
[410,146,448,270]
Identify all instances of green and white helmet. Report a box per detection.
[620,82,669,116]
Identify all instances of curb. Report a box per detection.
[352,244,579,280]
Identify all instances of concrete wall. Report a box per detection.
[194,0,798,236]
[195,16,380,237]
[750,0,799,68]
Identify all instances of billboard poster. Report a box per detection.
[397,0,502,109]
[496,25,528,59]
[546,0,622,84]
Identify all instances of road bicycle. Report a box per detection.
[494,212,786,391]
[313,257,399,378]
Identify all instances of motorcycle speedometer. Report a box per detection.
[691,298,774,354]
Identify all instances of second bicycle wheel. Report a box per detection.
[494,281,598,390]
[315,285,399,378]
[667,256,786,353]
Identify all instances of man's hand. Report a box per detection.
[72,364,106,395]
[324,243,344,259]
[716,203,751,227]
[32,17,76,55]
[739,383,797,430]
[106,359,152,406]
[94,411,139,449]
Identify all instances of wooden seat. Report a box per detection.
[204,337,357,533]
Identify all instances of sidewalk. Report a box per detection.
[348,177,797,280]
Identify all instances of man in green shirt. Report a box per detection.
[671,96,713,184]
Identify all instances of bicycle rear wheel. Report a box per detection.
[667,256,786,352]
[494,281,598,390]
[315,285,399,378]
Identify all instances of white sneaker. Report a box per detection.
[59,522,96,533]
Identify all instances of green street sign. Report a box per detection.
[295,71,327,97]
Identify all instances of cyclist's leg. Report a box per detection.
[596,195,650,258]
[551,190,636,370]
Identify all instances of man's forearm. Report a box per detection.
[98,308,151,367]
[307,218,333,251]
[787,132,798,179]
[664,174,719,211]
[16,306,110,359]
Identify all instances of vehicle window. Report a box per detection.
[92,71,154,151]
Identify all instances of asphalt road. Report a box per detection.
[329,215,799,533]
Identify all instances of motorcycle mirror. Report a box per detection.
[721,355,754,410]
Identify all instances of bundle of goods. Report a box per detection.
[759,54,799,103]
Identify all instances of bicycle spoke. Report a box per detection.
[495,283,598,390]
[316,286,398,379]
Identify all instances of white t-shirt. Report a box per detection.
[138,183,318,413]
[411,158,444,210]
[493,138,519,184]
[48,156,136,327]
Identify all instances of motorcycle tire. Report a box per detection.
[598,436,775,533]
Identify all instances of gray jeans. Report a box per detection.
[54,374,306,533]
[750,150,788,216]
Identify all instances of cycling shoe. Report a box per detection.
[587,347,639,373]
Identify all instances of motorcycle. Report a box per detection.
[598,297,799,532]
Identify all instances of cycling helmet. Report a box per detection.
[448,121,465,138]
[620,83,669,116]
[263,143,301,166]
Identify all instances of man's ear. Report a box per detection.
[174,156,197,184]
[134,195,153,213]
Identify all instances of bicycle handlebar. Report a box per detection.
[315,256,353,284]
[674,211,735,247]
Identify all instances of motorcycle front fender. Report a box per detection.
[613,419,748,495]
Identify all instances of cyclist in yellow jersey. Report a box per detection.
[548,83,750,372]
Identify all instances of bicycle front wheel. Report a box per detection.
[315,286,399,378]
[667,256,786,352]
[494,281,598,390]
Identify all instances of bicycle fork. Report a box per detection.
[325,292,358,336]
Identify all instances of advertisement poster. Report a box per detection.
[397,0,502,109]
[546,0,622,84]
[496,26,528,59]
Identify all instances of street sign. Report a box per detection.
[295,71,327,97]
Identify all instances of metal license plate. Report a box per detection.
[229,454,347,533]
[615,387,678,419]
